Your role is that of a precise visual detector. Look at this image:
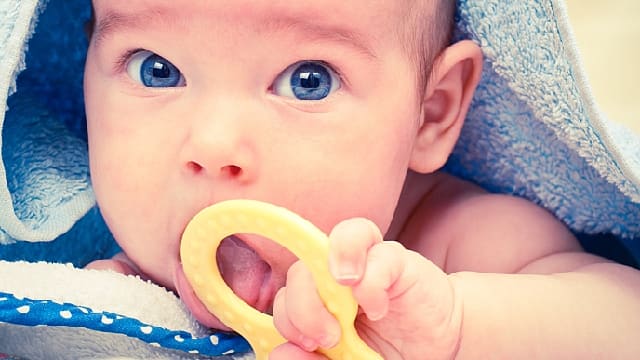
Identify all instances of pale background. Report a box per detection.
[565,0,639,133]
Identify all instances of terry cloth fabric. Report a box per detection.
[0,0,638,357]
[0,261,252,359]
[448,0,640,262]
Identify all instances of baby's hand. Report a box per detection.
[85,252,139,276]
[271,219,462,360]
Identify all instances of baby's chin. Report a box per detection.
[173,261,233,331]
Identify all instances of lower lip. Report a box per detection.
[173,254,276,331]
[173,262,232,331]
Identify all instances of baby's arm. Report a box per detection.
[449,208,640,357]
[451,259,640,358]
[420,179,640,358]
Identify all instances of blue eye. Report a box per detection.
[273,61,340,100]
[126,50,186,88]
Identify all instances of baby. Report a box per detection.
[84,0,640,358]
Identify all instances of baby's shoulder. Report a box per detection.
[430,174,565,228]
[405,173,577,272]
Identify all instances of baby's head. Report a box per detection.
[83,0,480,329]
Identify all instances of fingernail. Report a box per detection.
[336,261,360,282]
[328,256,360,283]
[299,336,318,351]
[319,332,339,348]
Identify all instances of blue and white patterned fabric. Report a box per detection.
[0,0,638,358]
[0,261,251,358]
[0,293,247,356]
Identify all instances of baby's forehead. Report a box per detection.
[92,0,413,48]
[92,0,409,28]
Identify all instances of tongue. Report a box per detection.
[216,235,271,309]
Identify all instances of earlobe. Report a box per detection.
[409,40,483,174]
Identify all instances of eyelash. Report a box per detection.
[113,48,144,74]
[111,49,349,93]
[269,61,345,87]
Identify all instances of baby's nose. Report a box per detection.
[184,135,258,183]
[181,100,259,183]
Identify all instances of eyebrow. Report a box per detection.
[92,7,377,60]
[259,15,378,59]
[92,9,167,47]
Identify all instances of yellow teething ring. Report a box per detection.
[180,199,382,360]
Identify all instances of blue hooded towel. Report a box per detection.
[0,0,638,358]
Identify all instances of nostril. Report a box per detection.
[187,161,203,174]
[222,165,242,177]
[187,162,244,178]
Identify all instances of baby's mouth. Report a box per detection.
[216,235,273,312]
[176,235,274,331]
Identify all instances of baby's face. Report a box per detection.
[85,0,425,329]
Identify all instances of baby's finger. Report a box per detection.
[270,342,327,360]
[85,258,138,276]
[286,261,342,347]
[351,241,413,321]
[272,287,304,349]
[328,218,383,285]
[273,261,341,350]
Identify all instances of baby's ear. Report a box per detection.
[409,40,483,174]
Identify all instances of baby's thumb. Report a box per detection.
[327,218,383,285]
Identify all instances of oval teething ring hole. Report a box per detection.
[216,233,294,316]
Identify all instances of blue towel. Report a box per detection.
[0,0,119,265]
[448,1,640,262]
[0,0,638,357]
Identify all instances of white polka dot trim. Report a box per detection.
[0,292,251,356]
[59,310,72,319]
[209,335,219,345]
[101,315,114,325]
